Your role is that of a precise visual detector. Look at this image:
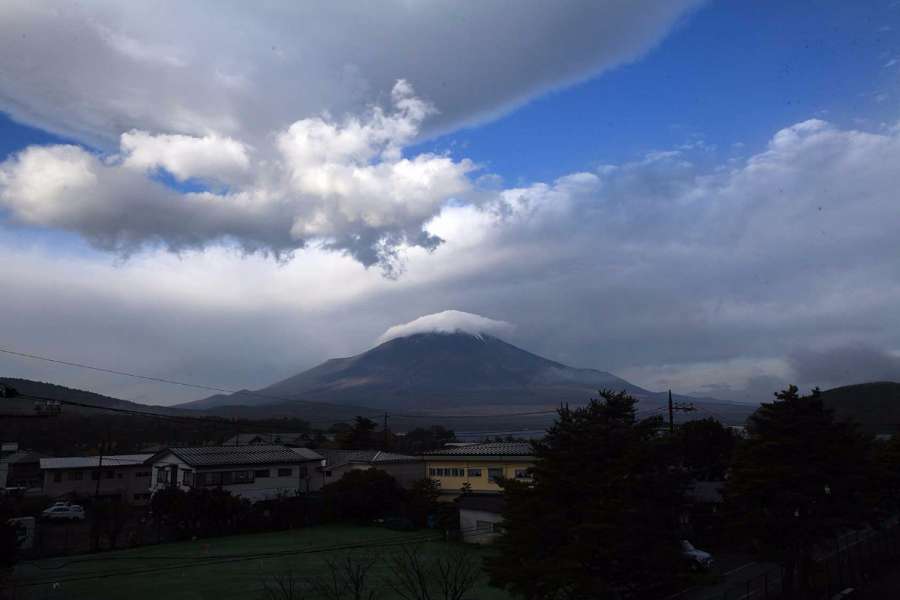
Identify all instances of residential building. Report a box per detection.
[2,451,45,489]
[148,445,323,502]
[422,442,534,499]
[316,449,423,490]
[457,493,505,544]
[40,454,154,504]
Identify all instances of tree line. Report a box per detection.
[486,386,900,599]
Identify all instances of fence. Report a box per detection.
[669,525,900,600]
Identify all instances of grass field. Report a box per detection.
[10,525,513,600]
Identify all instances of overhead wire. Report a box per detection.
[1,346,563,421]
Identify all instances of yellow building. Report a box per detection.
[423,442,534,499]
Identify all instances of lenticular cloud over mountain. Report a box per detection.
[378,310,514,343]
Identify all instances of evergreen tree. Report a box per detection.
[677,417,737,479]
[339,416,379,450]
[487,390,686,600]
[725,385,873,595]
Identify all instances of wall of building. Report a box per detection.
[380,461,426,488]
[459,508,503,544]
[314,461,425,491]
[149,452,315,502]
[425,459,533,496]
[43,466,153,504]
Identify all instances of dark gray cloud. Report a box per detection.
[789,344,900,390]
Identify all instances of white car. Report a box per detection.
[681,540,713,570]
[41,504,86,521]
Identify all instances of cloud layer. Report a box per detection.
[0,0,702,147]
[378,310,515,343]
[4,116,900,404]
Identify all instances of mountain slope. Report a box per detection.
[820,381,900,433]
[0,377,186,417]
[179,332,731,417]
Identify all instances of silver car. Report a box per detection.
[41,504,86,521]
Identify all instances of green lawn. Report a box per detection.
[11,525,513,600]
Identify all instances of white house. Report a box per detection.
[148,445,323,502]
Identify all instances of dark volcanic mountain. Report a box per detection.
[179,332,741,420]
[820,381,900,433]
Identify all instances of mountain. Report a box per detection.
[820,381,900,433]
[0,377,185,417]
[179,332,750,424]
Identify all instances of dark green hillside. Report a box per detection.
[820,382,900,434]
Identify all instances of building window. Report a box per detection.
[53,472,62,483]
[233,471,252,484]
[278,467,292,477]
[254,469,270,478]
[298,466,308,478]
[135,471,150,478]
[133,493,150,501]
[158,468,170,484]
[515,469,530,479]
[68,471,83,481]
[467,468,482,477]
[104,470,115,479]
[475,520,496,533]
[196,471,215,486]
[117,472,125,479]
[488,468,503,482]
[182,470,194,486]
[91,471,100,481]
[324,470,332,477]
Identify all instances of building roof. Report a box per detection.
[457,493,506,514]
[159,445,322,467]
[40,454,153,470]
[424,442,533,457]
[222,432,311,446]
[318,449,420,468]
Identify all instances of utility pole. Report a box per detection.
[95,427,110,499]
[668,390,673,435]
[668,389,696,434]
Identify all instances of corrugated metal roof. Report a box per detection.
[289,447,325,461]
[40,454,153,470]
[165,445,322,467]
[424,442,533,457]
[318,449,419,468]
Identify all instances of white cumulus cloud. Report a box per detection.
[120,131,251,184]
[0,82,474,270]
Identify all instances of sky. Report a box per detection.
[1,0,900,406]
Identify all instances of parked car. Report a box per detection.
[41,504,86,521]
[681,539,713,570]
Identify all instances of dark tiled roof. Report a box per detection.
[318,449,419,468]
[40,454,152,470]
[457,493,506,514]
[165,445,322,467]
[425,442,533,457]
